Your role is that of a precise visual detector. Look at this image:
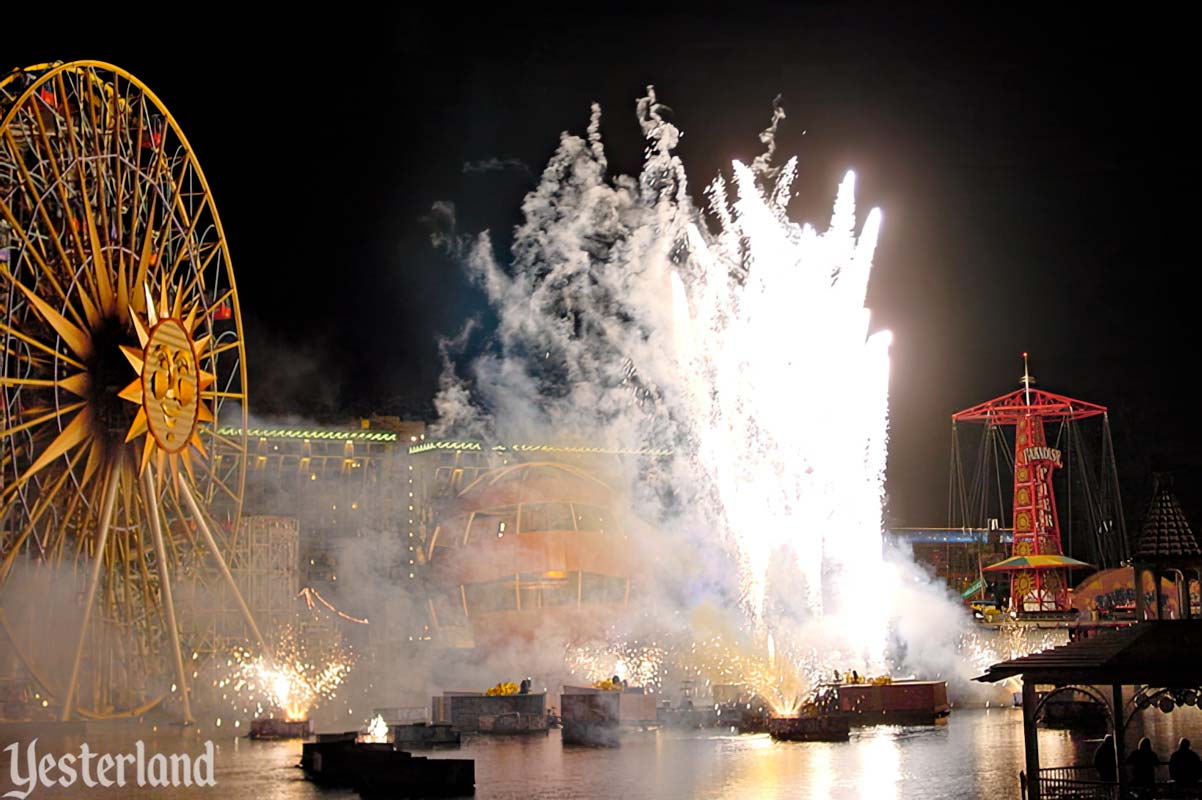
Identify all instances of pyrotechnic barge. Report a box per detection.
[766,714,850,742]
[834,680,950,725]
[431,691,548,733]
[560,685,658,746]
[249,717,313,740]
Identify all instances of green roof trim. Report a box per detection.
[214,428,673,456]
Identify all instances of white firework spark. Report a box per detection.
[675,163,889,666]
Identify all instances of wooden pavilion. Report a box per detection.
[978,621,1202,798]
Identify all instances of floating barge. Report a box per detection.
[431,691,547,734]
[248,717,313,740]
[560,686,658,746]
[834,680,950,725]
[300,731,474,797]
[767,714,851,742]
[391,721,461,747]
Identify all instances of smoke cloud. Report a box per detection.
[463,157,531,175]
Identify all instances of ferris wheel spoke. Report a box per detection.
[116,531,138,643]
[176,470,269,658]
[0,399,87,446]
[205,427,243,449]
[0,320,86,371]
[110,106,128,258]
[112,90,140,297]
[129,504,156,622]
[164,153,197,230]
[44,486,83,564]
[0,204,89,334]
[0,374,79,391]
[162,482,198,559]
[207,339,242,359]
[123,100,150,289]
[142,463,193,723]
[65,90,113,321]
[78,182,115,317]
[76,72,104,201]
[160,169,203,283]
[39,75,89,266]
[0,442,87,581]
[60,467,119,721]
[130,195,161,314]
[4,261,94,362]
[203,285,235,323]
[170,236,221,305]
[21,437,88,525]
[79,71,114,253]
[0,133,81,310]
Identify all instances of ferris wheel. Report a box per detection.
[0,61,263,721]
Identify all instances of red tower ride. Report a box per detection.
[952,355,1105,612]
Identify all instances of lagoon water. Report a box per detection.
[4,707,1202,799]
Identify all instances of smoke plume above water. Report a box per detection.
[433,87,995,696]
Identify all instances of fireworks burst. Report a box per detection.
[363,714,389,743]
[676,161,890,665]
[565,623,812,715]
[213,626,353,723]
[565,639,667,692]
[959,618,1068,678]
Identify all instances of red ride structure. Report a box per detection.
[952,355,1107,612]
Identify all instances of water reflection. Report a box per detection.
[806,743,834,800]
[4,708,1202,799]
[857,727,899,799]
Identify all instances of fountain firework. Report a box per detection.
[676,160,889,667]
[441,88,915,701]
[216,627,353,724]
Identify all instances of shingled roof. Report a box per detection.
[976,621,1202,686]
[1134,477,1201,561]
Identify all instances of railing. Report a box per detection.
[1029,766,1119,800]
[1027,765,1202,799]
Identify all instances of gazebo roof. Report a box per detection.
[976,621,1202,686]
[1133,477,1201,561]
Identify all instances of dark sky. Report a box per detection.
[8,7,1199,528]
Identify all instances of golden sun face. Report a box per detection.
[119,283,216,480]
[144,320,200,450]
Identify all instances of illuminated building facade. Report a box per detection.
[424,461,639,646]
[227,423,663,650]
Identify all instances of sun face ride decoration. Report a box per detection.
[120,282,215,481]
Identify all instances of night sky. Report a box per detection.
[7,7,1199,529]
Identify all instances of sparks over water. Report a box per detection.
[217,628,353,722]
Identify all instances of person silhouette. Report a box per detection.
[1169,737,1202,785]
[1093,734,1117,782]
[1126,736,1161,787]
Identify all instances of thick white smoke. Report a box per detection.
[435,87,999,696]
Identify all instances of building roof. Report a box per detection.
[1134,477,1201,561]
[976,621,1202,686]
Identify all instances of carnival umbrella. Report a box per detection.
[983,554,1095,572]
